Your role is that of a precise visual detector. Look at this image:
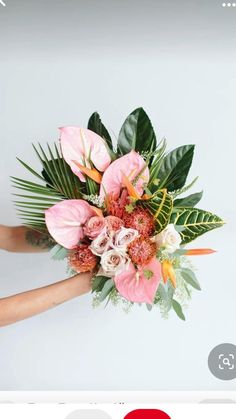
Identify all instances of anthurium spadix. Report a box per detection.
[114,258,162,304]
[60,127,111,182]
[45,200,96,249]
[99,150,149,200]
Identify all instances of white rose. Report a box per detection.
[100,249,130,276]
[154,224,181,253]
[113,227,139,251]
[90,231,112,256]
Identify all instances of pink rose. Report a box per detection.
[100,249,130,276]
[84,216,106,239]
[90,231,112,256]
[105,216,124,232]
[113,227,139,251]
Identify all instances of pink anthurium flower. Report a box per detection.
[45,200,96,249]
[100,150,149,200]
[114,257,161,304]
[60,127,111,182]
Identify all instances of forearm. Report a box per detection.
[0,272,92,327]
[0,225,54,253]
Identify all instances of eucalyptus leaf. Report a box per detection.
[50,244,68,261]
[157,283,168,301]
[174,191,203,208]
[172,248,187,256]
[157,283,174,312]
[180,268,201,291]
[157,145,195,192]
[118,107,156,155]
[172,299,186,321]
[92,275,110,293]
[99,278,115,302]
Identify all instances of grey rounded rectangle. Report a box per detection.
[65,410,112,419]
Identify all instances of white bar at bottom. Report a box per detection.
[0,404,236,419]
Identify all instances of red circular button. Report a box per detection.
[124,409,171,419]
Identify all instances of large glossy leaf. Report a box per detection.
[174,191,203,208]
[157,145,195,192]
[87,111,113,151]
[142,189,173,233]
[171,176,198,199]
[170,207,224,244]
[118,107,156,155]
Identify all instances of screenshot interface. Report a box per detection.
[0,0,235,417]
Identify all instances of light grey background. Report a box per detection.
[0,0,236,390]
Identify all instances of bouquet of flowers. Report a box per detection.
[12,108,224,320]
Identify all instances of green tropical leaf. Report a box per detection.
[12,143,82,230]
[170,207,225,244]
[118,107,156,155]
[87,111,114,152]
[170,177,199,199]
[157,145,195,192]
[148,138,167,190]
[180,268,201,291]
[99,278,115,302]
[174,191,203,208]
[142,189,173,233]
[172,299,186,321]
[50,244,68,261]
[156,283,174,311]
[86,176,99,195]
[92,275,110,293]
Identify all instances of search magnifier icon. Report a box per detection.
[223,358,231,366]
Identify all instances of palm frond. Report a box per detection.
[12,142,83,230]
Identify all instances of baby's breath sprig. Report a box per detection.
[81,193,104,208]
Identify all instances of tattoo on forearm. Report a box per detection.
[25,230,55,250]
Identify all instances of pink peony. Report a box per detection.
[84,216,106,239]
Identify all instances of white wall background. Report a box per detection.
[0,0,236,390]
